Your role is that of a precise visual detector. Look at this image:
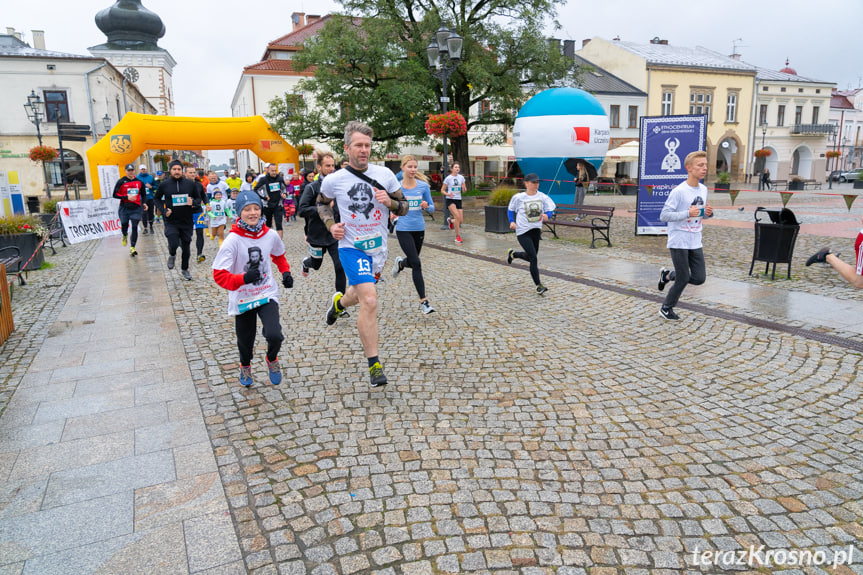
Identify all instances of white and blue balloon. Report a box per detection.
[513,87,610,203]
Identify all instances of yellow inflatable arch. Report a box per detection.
[86,112,299,198]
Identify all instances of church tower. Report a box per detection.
[88,0,176,115]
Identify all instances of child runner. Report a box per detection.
[656,150,712,320]
[505,173,555,295]
[442,162,466,243]
[212,190,294,387]
[240,172,256,192]
[207,190,231,247]
[288,170,303,222]
[283,193,296,226]
[226,188,238,230]
[207,171,229,238]
[391,155,436,314]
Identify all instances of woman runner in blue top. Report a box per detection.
[391,155,436,314]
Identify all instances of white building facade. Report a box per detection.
[830,88,863,173]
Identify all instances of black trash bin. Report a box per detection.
[749,207,800,279]
[26,196,40,214]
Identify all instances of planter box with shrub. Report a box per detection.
[484,187,518,233]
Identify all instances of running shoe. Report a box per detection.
[167,255,175,269]
[392,257,404,278]
[142,228,148,235]
[266,357,282,385]
[805,248,834,266]
[455,235,463,244]
[301,257,310,277]
[657,267,670,291]
[659,306,680,320]
[239,365,253,387]
[420,300,436,315]
[130,247,138,257]
[506,249,514,265]
[326,292,346,326]
[121,235,127,247]
[536,284,548,295]
[181,269,192,281]
[388,216,398,234]
[197,254,206,263]
[369,362,388,387]
[448,217,454,230]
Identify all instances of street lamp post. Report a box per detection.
[758,122,767,191]
[426,25,463,181]
[829,131,836,190]
[23,90,50,198]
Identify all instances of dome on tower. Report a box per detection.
[92,0,165,51]
[779,58,797,76]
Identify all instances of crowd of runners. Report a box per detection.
[110,122,863,390]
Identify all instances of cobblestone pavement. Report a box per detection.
[145,218,862,575]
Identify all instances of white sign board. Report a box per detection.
[58,199,122,244]
[97,165,121,199]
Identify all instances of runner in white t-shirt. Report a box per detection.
[442,163,466,243]
[505,173,556,295]
[316,121,409,388]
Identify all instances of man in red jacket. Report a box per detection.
[112,163,148,257]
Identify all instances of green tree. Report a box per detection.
[279,0,575,181]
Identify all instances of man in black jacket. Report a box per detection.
[112,163,147,257]
[253,163,287,240]
[154,160,204,280]
[298,151,346,294]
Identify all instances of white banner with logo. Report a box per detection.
[58,199,122,244]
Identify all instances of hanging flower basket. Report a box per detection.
[425,111,468,139]
[29,145,58,164]
[826,150,841,159]
[153,153,171,164]
[753,149,772,158]
[296,144,315,157]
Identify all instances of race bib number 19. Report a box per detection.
[354,233,383,253]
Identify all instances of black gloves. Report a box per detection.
[243,262,261,284]
[282,271,293,288]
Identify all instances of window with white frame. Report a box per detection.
[661,91,673,116]
[726,93,738,123]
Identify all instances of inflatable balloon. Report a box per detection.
[513,88,610,202]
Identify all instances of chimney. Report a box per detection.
[307,14,321,25]
[659,39,668,45]
[728,53,741,61]
[291,12,306,31]
[6,27,23,41]
[563,40,574,58]
[32,30,45,50]
[582,38,591,48]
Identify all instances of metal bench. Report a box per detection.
[542,204,614,248]
[0,246,25,286]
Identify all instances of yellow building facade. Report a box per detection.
[578,37,756,180]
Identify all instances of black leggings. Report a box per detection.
[235,300,284,366]
[663,248,706,308]
[143,199,155,227]
[164,222,192,270]
[513,228,542,285]
[307,243,347,294]
[396,230,426,299]
[263,206,284,231]
[195,228,205,256]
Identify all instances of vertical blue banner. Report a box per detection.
[636,115,707,235]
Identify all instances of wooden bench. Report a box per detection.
[0,246,25,286]
[542,204,614,248]
[803,179,822,190]
[769,179,788,191]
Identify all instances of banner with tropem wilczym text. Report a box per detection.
[59,199,122,244]
[636,115,708,235]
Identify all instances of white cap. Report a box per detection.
[139,164,148,170]
[230,169,237,175]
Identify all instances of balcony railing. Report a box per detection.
[791,124,835,135]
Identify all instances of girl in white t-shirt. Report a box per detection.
[206,190,231,247]
[505,173,555,295]
[212,191,294,387]
[442,162,466,243]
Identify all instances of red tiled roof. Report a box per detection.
[831,94,855,110]
[242,59,315,76]
[265,15,336,53]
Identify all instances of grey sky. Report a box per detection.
[6,0,861,164]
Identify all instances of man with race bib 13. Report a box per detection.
[317,121,409,388]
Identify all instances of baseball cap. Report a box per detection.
[139,164,148,170]
[523,173,539,182]
[156,170,164,176]
[230,169,237,175]
[124,163,135,171]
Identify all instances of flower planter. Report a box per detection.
[0,233,44,271]
[788,181,804,191]
[484,205,511,233]
[713,183,731,192]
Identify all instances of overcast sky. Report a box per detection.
[6,0,862,161]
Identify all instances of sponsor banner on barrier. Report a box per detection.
[636,115,707,235]
[58,199,122,244]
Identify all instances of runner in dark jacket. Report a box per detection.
[154,160,205,280]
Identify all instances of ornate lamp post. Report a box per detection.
[102,113,112,134]
[426,25,463,179]
[24,90,50,197]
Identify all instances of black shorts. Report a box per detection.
[445,198,463,210]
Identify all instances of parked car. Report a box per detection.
[837,168,863,182]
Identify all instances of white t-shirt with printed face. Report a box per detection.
[508,191,556,236]
[664,182,708,250]
[212,230,285,316]
[320,164,401,273]
[444,174,465,200]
